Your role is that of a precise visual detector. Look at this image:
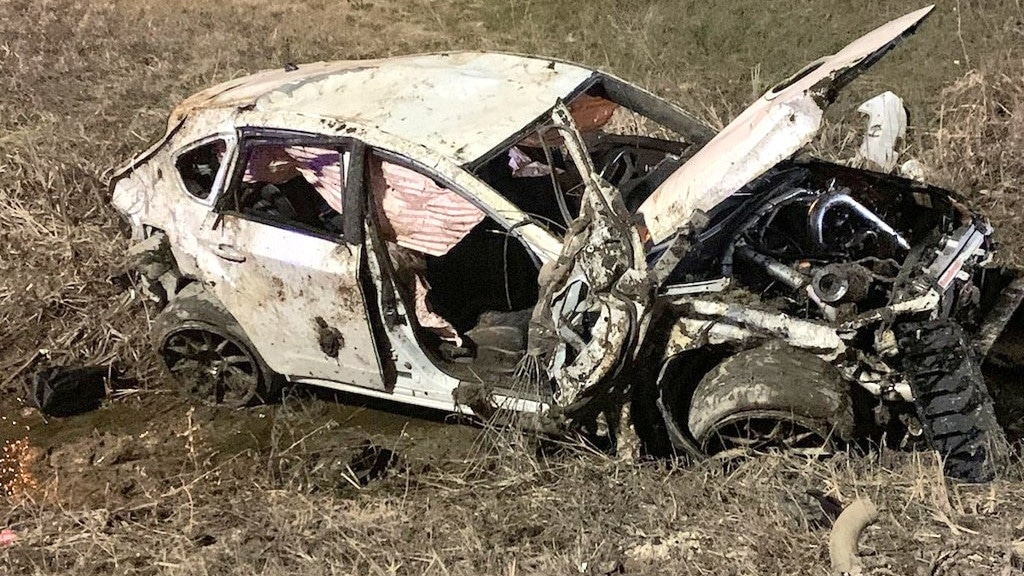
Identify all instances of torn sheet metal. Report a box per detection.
[526,105,653,407]
[856,91,907,173]
[636,5,934,246]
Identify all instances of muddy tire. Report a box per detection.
[897,320,1007,482]
[687,341,854,457]
[152,284,279,407]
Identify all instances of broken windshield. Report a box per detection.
[474,81,710,237]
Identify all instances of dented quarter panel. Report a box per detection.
[114,113,239,267]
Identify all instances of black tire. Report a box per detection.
[687,341,854,457]
[897,320,1007,482]
[152,284,279,407]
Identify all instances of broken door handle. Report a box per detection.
[212,244,246,262]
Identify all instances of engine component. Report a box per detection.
[734,243,839,319]
[808,186,910,251]
[811,263,873,304]
[735,243,808,289]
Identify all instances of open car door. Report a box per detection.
[523,105,654,413]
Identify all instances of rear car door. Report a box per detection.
[193,131,390,390]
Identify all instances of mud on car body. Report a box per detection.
[112,5,1019,482]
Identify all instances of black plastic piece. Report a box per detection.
[31,366,109,417]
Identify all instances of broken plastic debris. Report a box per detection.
[899,158,926,181]
[857,91,907,173]
[346,441,399,486]
[829,498,879,575]
[31,366,110,417]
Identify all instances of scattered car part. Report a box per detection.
[829,498,878,576]
[805,489,845,527]
[31,366,110,417]
[346,440,400,486]
[856,91,907,173]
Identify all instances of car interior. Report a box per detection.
[228,143,346,237]
[474,85,702,236]
[366,154,542,384]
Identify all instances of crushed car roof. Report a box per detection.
[172,52,595,164]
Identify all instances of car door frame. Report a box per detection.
[357,145,560,404]
[200,127,397,391]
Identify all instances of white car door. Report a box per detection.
[193,134,391,391]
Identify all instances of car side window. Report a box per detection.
[222,142,348,237]
[175,139,227,200]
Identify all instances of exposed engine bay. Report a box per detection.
[620,158,1014,482]
[685,160,990,326]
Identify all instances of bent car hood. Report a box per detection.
[636,5,934,246]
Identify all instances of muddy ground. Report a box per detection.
[4,0,1024,574]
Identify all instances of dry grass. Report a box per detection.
[3,0,1024,574]
[4,405,1024,575]
[5,396,1024,575]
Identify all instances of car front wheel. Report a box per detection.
[686,341,855,459]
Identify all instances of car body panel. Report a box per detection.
[192,213,386,389]
[170,52,595,166]
[637,5,935,246]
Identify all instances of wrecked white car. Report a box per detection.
[112,6,1019,482]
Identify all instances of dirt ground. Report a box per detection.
[4,0,1024,574]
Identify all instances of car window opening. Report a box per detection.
[369,155,540,383]
[234,144,348,235]
[175,139,227,200]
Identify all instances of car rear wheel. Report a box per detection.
[153,285,279,407]
[687,341,854,458]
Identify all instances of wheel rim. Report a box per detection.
[701,412,832,457]
[161,328,259,405]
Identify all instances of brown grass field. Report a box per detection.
[3,0,1024,574]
